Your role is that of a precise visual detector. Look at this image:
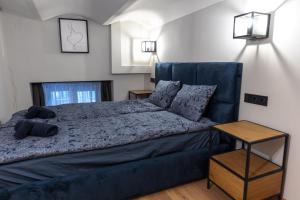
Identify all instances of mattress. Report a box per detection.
[0,100,218,189]
[0,111,217,165]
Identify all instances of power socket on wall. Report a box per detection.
[244,93,268,106]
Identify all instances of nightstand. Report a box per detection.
[129,90,152,100]
[207,121,289,200]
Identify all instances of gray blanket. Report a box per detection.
[2,100,162,128]
[0,111,215,164]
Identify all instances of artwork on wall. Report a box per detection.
[59,18,89,53]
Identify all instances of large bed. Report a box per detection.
[0,62,242,200]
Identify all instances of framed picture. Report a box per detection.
[59,18,89,53]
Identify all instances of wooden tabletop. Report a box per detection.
[129,90,153,95]
[213,121,286,144]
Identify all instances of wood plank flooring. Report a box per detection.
[134,180,230,200]
[134,180,280,200]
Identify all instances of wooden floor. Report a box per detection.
[134,180,230,200]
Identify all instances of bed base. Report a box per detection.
[0,144,231,200]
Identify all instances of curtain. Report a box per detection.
[31,83,45,106]
[101,81,112,101]
[42,82,102,106]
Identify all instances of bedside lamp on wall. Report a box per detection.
[141,41,157,53]
[141,41,159,84]
[233,12,271,40]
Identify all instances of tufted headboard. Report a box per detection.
[155,62,243,123]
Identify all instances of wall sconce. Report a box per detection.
[141,41,157,53]
[233,12,271,40]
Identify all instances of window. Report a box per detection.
[77,91,96,103]
[50,91,71,105]
[42,82,102,106]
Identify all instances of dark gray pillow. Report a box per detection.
[169,84,217,121]
[149,80,181,109]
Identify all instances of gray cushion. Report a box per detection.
[149,80,181,109]
[169,84,217,121]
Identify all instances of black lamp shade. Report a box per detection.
[141,41,157,52]
[233,12,271,40]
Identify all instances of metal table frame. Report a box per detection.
[207,122,289,200]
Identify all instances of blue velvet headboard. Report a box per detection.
[155,62,243,123]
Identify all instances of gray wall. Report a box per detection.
[156,0,300,199]
[0,12,148,122]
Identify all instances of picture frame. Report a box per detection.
[59,18,89,53]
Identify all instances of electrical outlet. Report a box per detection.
[244,93,268,106]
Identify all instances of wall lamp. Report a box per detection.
[141,41,157,53]
[233,12,271,40]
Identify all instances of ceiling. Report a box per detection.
[32,0,132,23]
[0,0,133,24]
[0,0,224,27]
[105,0,224,28]
[0,0,40,19]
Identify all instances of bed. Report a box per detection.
[0,62,242,200]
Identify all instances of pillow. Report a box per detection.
[169,84,217,121]
[148,80,181,109]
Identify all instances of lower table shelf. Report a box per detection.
[209,149,283,200]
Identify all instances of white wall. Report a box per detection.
[111,21,152,74]
[0,12,148,122]
[156,0,300,199]
[0,12,16,123]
